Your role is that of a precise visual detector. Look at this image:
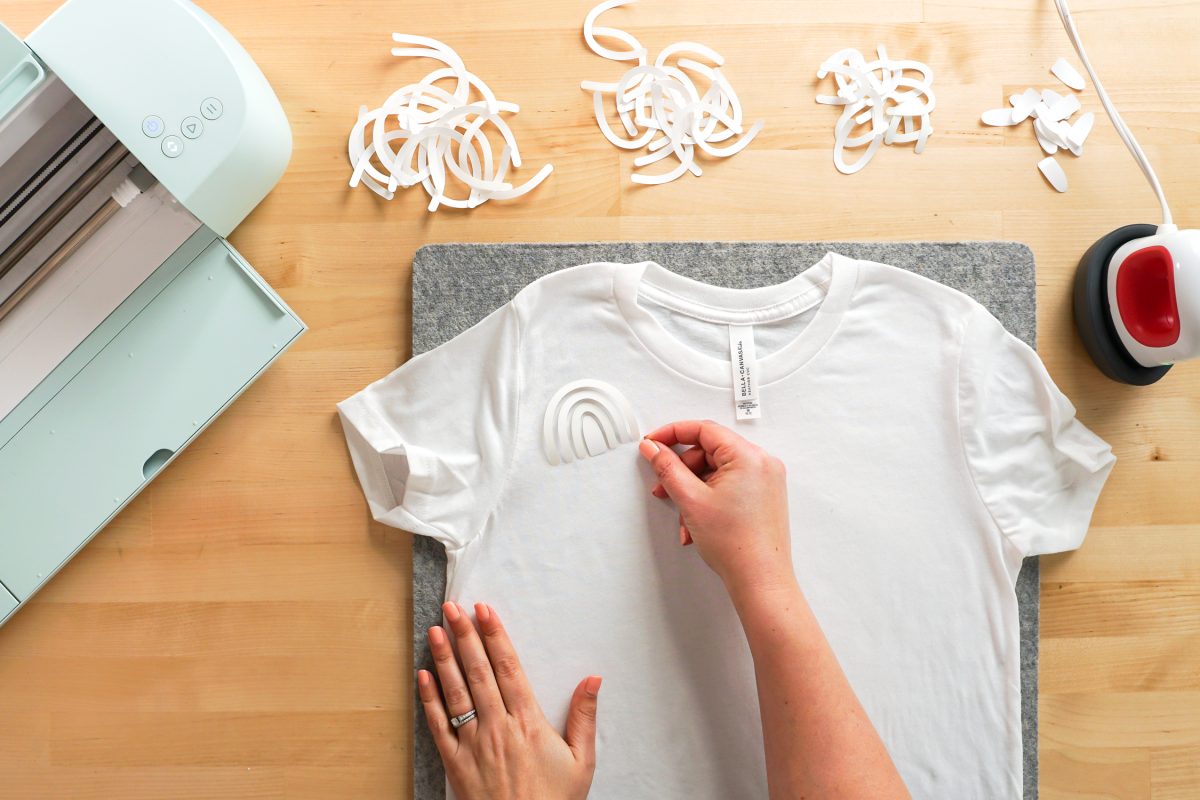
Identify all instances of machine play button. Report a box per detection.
[181,116,204,139]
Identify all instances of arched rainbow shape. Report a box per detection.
[542,379,640,465]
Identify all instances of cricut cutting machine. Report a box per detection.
[0,0,304,626]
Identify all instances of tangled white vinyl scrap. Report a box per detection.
[347,34,553,211]
[581,0,764,185]
[814,46,937,175]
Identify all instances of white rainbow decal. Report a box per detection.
[542,379,640,466]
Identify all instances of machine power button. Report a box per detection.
[142,115,165,138]
[161,135,184,159]
[200,97,224,120]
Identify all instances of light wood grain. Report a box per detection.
[0,1,1197,797]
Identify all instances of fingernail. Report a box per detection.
[443,602,460,623]
[417,670,430,687]
[584,675,603,697]
[428,626,446,646]
[475,602,491,624]
[638,438,659,460]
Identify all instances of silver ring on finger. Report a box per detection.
[450,708,477,729]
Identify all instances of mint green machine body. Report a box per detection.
[0,0,305,625]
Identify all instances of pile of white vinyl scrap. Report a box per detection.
[580,0,764,185]
[347,34,552,211]
[981,58,1093,193]
[814,45,938,175]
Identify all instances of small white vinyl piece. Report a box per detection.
[1066,111,1095,152]
[1033,118,1059,155]
[980,59,1091,192]
[1038,156,1069,192]
[581,0,762,185]
[981,108,1020,127]
[1051,57,1086,91]
[1046,93,1081,122]
[347,34,552,210]
[1009,88,1041,123]
[814,45,936,174]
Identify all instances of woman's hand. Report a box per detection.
[640,421,910,799]
[638,420,795,598]
[419,601,602,800]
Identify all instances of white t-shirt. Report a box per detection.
[339,253,1115,799]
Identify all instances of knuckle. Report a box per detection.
[519,716,542,741]
[492,655,522,681]
[444,684,471,707]
[576,699,598,723]
[465,661,493,687]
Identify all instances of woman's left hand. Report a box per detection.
[420,601,602,800]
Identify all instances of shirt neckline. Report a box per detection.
[611,252,859,388]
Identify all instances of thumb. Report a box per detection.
[639,438,705,504]
[565,675,602,768]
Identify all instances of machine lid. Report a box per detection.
[25,0,291,237]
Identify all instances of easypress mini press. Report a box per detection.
[1058,0,1197,385]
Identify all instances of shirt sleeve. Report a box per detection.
[337,302,522,550]
[958,305,1116,557]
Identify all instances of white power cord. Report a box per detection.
[1053,0,1174,228]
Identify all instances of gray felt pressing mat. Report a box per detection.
[410,241,1039,800]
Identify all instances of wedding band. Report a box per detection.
[450,708,477,729]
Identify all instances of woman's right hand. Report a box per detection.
[637,420,795,598]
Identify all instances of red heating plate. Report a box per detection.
[1116,245,1180,348]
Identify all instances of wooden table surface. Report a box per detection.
[1,0,1198,797]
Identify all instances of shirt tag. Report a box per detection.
[728,324,761,421]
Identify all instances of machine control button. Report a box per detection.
[141,115,165,138]
[181,116,204,139]
[161,135,184,158]
[200,97,224,120]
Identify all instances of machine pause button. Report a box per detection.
[200,97,224,120]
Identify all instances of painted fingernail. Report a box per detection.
[475,602,492,624]
[584,675,603,697]
[638,438,659,460]
[417,670,430,687]
[428,626,446,646]
[443,602,460,623]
